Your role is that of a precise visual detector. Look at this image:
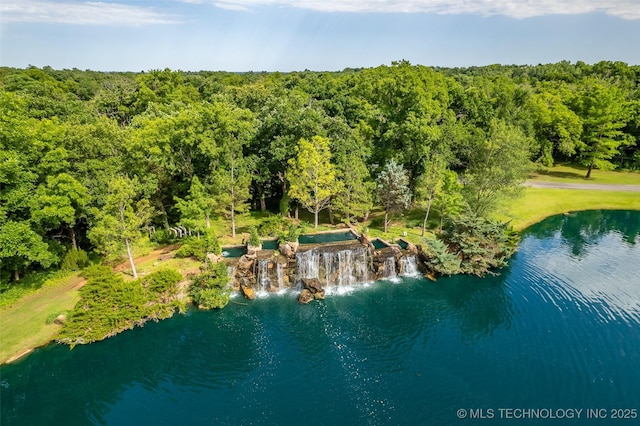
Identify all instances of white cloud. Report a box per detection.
[0,1,181,26]
[192,0,640,20]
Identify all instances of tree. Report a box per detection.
[462,120,532,216]
[0,221,56,281]
[434,170,465,231]
[287,136,338,228]
[174,175,215,231]
[415,153,446,236]
[208,98,255,238]
[376,159,411,233]
[571,80,632,178]
[213,149,251,238]
[528,89,582,166]
[88,176,153,279]
[30,173,89,250]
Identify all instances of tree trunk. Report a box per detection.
[14,269,20,281]
[328,207,335,225]
[231,203,236,238]
[206,212,211,229]
[69,226,78,251]
[384,210,389,233]
[257,183,267,212]
[295,207,298,220]
[314,209,318,228]
[125,237,138,279]
[586,161,594,179]
[422,197,433,237]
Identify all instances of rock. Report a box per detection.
[298,289,314,304]
[237,255,255,272]
[54,313,67,325]
[206,253,222,264]
[313,289,326,300]
[241,285,256,300]
[288,241,299,253]
[360,234,371,247]
[302,278,323,294]
[279,243,295,258]
[406,242,418,254]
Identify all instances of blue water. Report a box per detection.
[298,231,357,244]
[2,211,640,425]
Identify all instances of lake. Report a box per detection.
[1,210,639,425]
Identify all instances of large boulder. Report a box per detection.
[279,243,295,258]
[313,289,326,300]
[298,289,314,304]
[237,255,255,272]
[302,278,323,294]
[241,285,256,300]
[206,253,222,264]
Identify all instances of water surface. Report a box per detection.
[1,211,639,425]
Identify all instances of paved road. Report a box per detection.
[525,181,640,192]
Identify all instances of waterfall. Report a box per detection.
[276,262,284,290]
[400,255,419,277]
[297,250,320,281]
[295,246,371,288]
[381,257,398,281]
[256,259,271,291]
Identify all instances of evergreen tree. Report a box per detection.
[376,159,411,233]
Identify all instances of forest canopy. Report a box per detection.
[1,60,639,282]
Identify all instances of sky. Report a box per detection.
[1,0,639,72]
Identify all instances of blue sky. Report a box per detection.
[1,0,639,71]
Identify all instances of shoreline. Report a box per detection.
[3,201,640,366]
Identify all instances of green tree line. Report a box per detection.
[1,60,639,282]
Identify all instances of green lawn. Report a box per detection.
[499,188,640,231]
[529,164,640,185]
[0,273,84,364]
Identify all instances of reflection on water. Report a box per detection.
[1,211,639,425]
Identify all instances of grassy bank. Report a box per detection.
[530,164,640,185]
[0,273,84,364]
[500,189,640,231]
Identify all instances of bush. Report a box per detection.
[175,232,221,260]
[58,268,185,347]
[60,249,90,271]
[150,229,178,245]
[190,262,230,309]
[248,226,261,246]
[258,215,288,237]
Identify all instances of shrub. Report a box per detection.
[190,262,230,309]
[60,249,90,271]
[248,226,261,246]
[59,268,185,348]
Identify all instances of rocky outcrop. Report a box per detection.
[298,289,314,304]
[241,285,256,300]
[224,236,433,302]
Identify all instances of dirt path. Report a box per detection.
[525,181,640,192]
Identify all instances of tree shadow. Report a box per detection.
[533,170,587,180]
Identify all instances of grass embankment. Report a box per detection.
[0,273,84,364]
[529,164,640,185]
[0,247,201,365]
[502,164,640,231]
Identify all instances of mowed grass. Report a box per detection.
[499,188,640,231]
[0,273,84,364]
[529,164,640,185]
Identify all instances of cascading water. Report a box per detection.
[256,259,271,292]
[381,257,398,281]
[399,255,419,277]
[276,262,285,290]
[295,246,371,288]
